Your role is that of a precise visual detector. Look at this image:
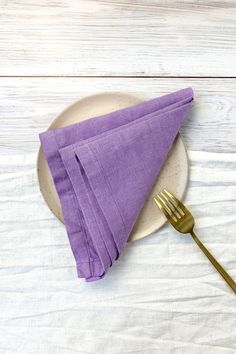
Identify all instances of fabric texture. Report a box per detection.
[39,88,194,281]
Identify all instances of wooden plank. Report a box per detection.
[0,77,235,153]
[0,0,236,76]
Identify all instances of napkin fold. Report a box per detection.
[40,88,193,281]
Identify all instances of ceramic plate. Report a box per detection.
[37,92,189,241]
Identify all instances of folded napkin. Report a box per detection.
[40,87,194,281]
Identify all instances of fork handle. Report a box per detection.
[190,231,236,294]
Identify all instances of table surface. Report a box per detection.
[0,1,236,354]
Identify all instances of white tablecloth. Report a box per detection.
[0,149,235,354]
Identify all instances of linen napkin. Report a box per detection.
[40,87,194,281]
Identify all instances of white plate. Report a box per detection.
[37,92,189,241]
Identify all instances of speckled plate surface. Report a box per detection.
[37,92,189,241]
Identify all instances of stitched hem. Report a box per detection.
[39,130,93,279]
[59,146,111,276]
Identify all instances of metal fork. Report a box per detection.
[154,189,236,294]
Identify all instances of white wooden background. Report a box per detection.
[0,1,236,354]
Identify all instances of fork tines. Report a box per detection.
[154,189,184,222]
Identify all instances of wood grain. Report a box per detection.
[0,0,236,77]
[0,77,235,153]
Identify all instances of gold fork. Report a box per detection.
[154,189,236,294]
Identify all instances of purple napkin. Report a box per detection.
[40,88,193,281]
